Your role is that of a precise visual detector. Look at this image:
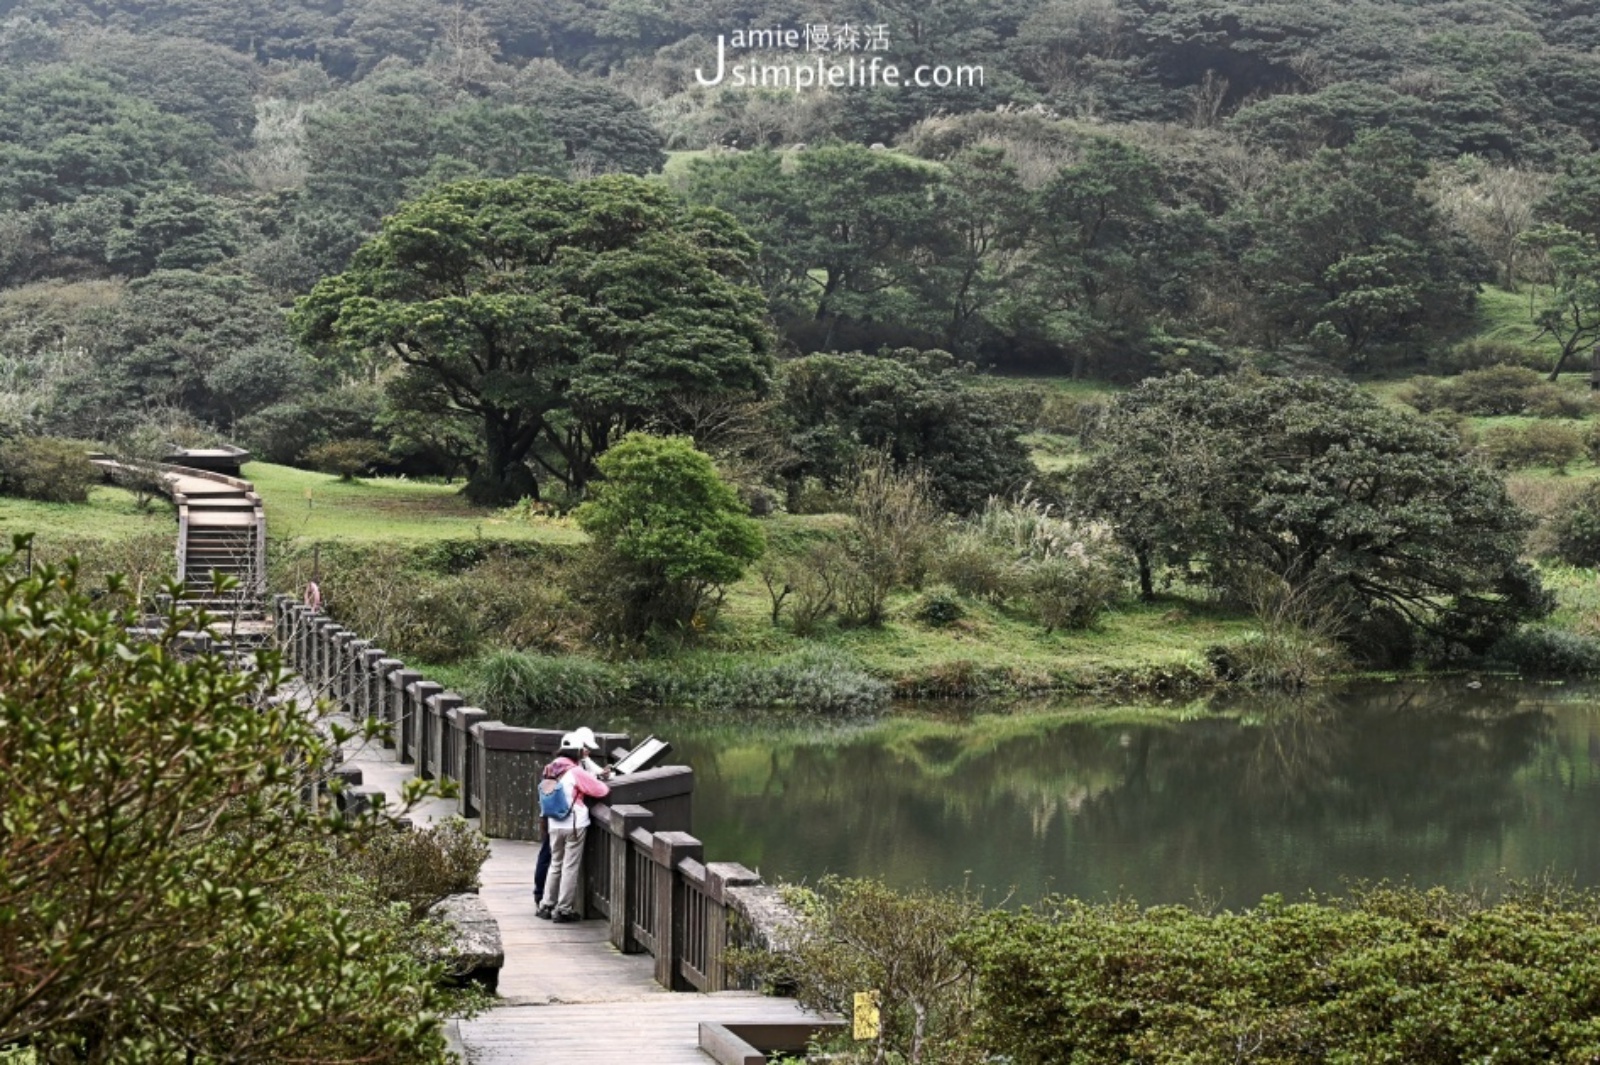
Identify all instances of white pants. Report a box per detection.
[544,824,587,916]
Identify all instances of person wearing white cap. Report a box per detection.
[568,727,608,776]
[534,727,612,907]
[536,731,611,923]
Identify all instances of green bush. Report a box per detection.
[1401,365,1586,419]
[912,588,966,627]
[574,433,764,639]
[1486,625,1600,676]
[1429,364,1544,415]
[1429,339,1548,374]
[1024,552,1124,632]
[474,650,621,723]
[1553,482,1600,565]
[631,647,890,716]
[1480,421,1585,470]
[1207,631,1348,688]
[963,886,1600,1065]
[303,437,386,480]
[936,532,1013,603]
[1526,382,1590,418]
[745,877,981,1065]
[943,497,1130,630]
[0,436,96,503]
[341,817,490,920]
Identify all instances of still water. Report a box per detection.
[646,679,1600,907]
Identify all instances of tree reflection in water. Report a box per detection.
[654,680,1600,906]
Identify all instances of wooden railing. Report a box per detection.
[272,594,771,993]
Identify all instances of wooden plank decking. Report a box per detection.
[329,704,823,1064]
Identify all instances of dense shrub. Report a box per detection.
[1403,365,1587,419]
[840,454,942,627]
[273,544,577,664]
[0,435,96,502]
[632,647,890,716]
[1401,364,1545,416]
[303,437,385,480]
[963,886,1600,1065]
[1429,339,1548,374]
[937,531,1013,602]
[1208,570,1350,686]
[746,877,981,1065]
[574,433,764,640]
[939,497,1130,630]
[473,650,621,723]
[341,818,490,920]
[28,531,175,606]
[1485,625,1600,676]
[1552,481,1600,565]
[912,588,966,627]
[1207,632,1348,688]
[1025,551,1125,632]
[1479,421,1585,470]
[1526,383,1590,418]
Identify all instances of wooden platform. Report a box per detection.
[328,703,824,1064]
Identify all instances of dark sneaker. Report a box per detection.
[551,911,579,924]
[536,907,553,920]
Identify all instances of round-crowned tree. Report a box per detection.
[1073,372,1548,658]
[574,433,764,639]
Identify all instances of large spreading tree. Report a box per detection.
[1073,372,1548,655]
[293,174,774,504]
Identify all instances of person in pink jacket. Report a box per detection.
[537,732,611,923]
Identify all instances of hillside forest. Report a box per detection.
[5,0,1600,688]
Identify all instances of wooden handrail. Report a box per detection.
[272,595,773,993]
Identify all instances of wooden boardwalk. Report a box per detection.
[330,702,823,1064]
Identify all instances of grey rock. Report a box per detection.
[428,893,504,992]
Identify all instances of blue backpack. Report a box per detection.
[539,772,574,819]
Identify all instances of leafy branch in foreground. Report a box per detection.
[0,534,457,1063]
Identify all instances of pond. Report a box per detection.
[638,679,1600,907]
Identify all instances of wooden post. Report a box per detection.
[408,680,444,773]
[427,691,462,782]
[652,831,704,991]
[373,659,403,745]
[357,647,385,720]
[704,862,763,990]
[387,668,421,760]
[474,723,542,840]
[334,631,358,711]
[447,706,489,815]
[606,805,653,953]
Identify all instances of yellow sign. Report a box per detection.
[853,990,880,1041]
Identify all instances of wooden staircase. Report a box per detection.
[92,451,273,648]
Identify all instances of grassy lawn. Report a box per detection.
[699,559,1249,694]
[244,463,585,545]
[1,484,175,545]
[1473,285,1567,366]
[659,149,714,182]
